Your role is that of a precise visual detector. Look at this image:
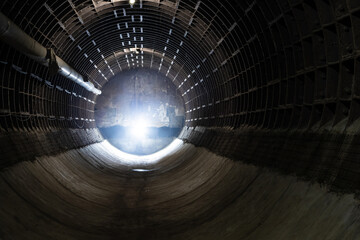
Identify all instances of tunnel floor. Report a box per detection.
[1,139,360,240]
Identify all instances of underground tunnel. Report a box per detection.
[1,0,360,239]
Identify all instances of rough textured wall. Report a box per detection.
[0,128,103,169]
[180,126,360,196]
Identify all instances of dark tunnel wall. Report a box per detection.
[2,0,360,239]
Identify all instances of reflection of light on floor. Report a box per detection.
[132,168,152,172]
[102,138,184,166]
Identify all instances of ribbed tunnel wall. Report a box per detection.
[2,0,360,239]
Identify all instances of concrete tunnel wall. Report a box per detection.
[1,0,360,239]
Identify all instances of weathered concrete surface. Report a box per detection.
[1,140,360,239]
[180,126,360,196]
[0,128,103,170]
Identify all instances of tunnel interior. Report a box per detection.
[1,0,360,239]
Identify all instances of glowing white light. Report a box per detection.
[129,118,148,139]
[132,169,152,172]
[129,0,135,5]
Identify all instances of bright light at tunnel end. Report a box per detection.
[128,117,149,139]
[129,0,136,5]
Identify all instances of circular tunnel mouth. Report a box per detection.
[95,68,185,156]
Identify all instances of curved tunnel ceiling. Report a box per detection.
[2,0,360,239]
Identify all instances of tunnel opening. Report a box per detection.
[95,68,185,155]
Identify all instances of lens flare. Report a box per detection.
[129,117,148,139]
